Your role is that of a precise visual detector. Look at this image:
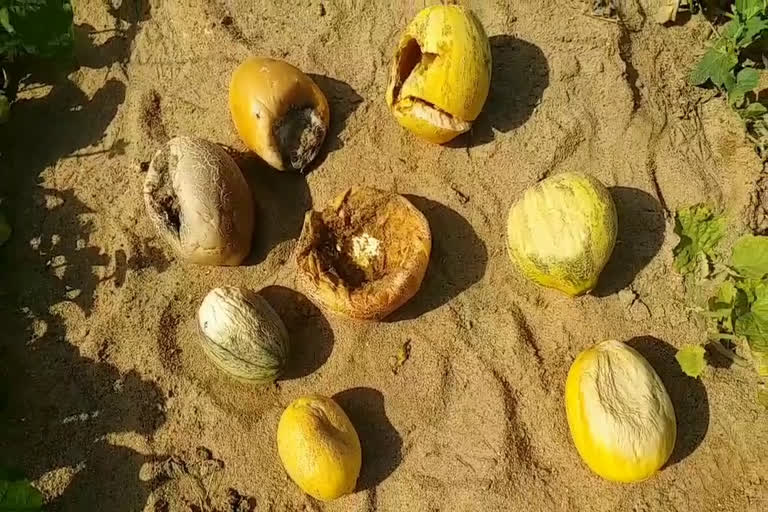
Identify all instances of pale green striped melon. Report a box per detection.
[506,172,617,296]
[197,286,289,382]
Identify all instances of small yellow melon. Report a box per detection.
[565,340,676,482]
[277,395,361,501]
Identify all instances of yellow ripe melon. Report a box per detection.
[277,395,361,501]
[385,4,492,144]
[229,57,330,172]
[565,340,677,483]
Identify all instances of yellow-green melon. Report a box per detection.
[506,172,617,296]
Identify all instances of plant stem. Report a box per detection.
[710,339,750,366]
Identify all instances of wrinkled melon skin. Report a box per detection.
[565,340,677,482]
[506,172,617,296]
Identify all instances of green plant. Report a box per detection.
[672,204,727,279]
[0,468,42,511]
[0,0,74,121]
[673,204,768,406]
[689,1,768,155]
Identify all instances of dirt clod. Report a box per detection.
[748,173,768,234]
[140,89,168,143]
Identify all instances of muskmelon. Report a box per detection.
[277,394,362,501]
[295,186,432,320]
[229,57,330,172]
[143,136,255,266]
[385,4,492,144]
[506,172,617,296]
[565,340,677,482]
[197,286,289,383]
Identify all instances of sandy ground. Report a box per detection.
[1,0,768,510]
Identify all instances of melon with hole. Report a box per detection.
[385,4,491,144]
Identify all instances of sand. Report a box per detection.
[1,0,767,510]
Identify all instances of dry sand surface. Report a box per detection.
[2,0,768,510]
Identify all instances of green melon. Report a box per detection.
[506,172,617,296]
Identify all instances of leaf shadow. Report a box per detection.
[112,237,173,289]
[627,336,710,467]
[704,340,736,370]
[0,3,170,511]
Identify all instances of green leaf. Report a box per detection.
[758,385,768,407]
[735,279,760,313]
[721,279,739,301]
[742,101,768,119]
[713,279,738,308]
[690,47,739,87]
[739,15,768,46]
[721,20,743,45]
[737,289,754,328]
[0,0,73,59]
[753,347,768,376]
[729,68,760,105]
[735,0,765,20]
[673,204,727,277]
[736,310,768,351]
[752,282,768,316]
[0,7,14,34]
[748,284,768,354]
[731,235,768,279]
[676,344,707,378]
[709,280,739,330]
[0,478,43,511]
[723,71,737,93]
